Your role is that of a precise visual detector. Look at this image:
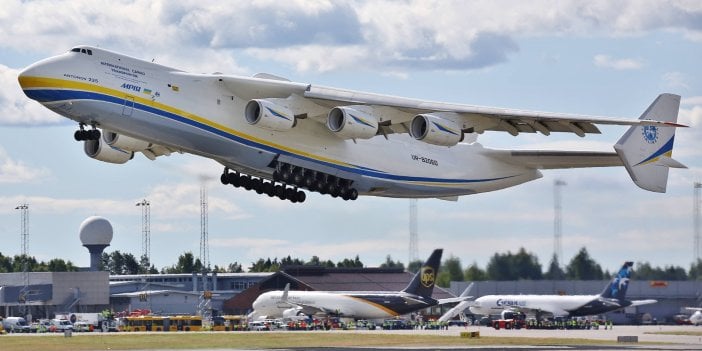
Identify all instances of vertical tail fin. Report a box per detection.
[600,261,633,300]
[614,93,685,193]
[402,248,443,298]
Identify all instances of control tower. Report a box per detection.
[79,216,113,271]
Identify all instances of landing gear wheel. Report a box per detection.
[220,173,229,185]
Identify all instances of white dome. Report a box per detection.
[79,216,113,246]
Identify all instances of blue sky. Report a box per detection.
[1,1,701,274]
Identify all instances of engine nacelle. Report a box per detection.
[326,106,379,140]
[104,131,150,152]
[245,99,295,131]
[84,137,133,164]
[282,307,305,320]
[410,114,463,147]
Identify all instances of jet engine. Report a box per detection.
[103,131,150,151]
[326,106,379,140]
[83,137,133,164]
[245,99,295,131]
[282,307,305,320]
[410,113,463,147]
[103,131,172,160]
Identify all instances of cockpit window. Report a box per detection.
[70,47,93,56]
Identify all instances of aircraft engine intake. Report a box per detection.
[326,106,379,139]
[245,99,295,131]
[410,114,463,147]
[84,137,133,164]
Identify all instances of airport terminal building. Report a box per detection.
[2,268,701,324]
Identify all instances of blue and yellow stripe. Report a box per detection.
[19,76,515,187]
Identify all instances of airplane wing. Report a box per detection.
[685,307,702,311]
[630,299,657,307]
[218,74,684,138]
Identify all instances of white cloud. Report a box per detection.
[662,71,690,89]
[2,1,701,75]
[593,54,644,70]
[682,96,702,106]
[0,146,50,183]
[0,64,63,125]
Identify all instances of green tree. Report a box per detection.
[464,262,487,281]
[486,248,542,280]
[46,258,77,272]
[337,255,364,268]
[123,253,141,275]
[690,259,702,280]
[565,247,604,280]
[544,254,566,280]
[407,259,423,273]
[379,255,405,270]
[164,252,201,273]
[0,252,12,272]
[227,262,244,273]
[436,255,464,287]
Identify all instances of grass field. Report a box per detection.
[0,331,623,351]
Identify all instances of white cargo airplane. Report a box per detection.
[248,249,464,320]
[19,46,686,203]
[468,262,657,319]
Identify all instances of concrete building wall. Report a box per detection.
[51,272,109,307]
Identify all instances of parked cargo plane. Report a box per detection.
[468,262,657,319]
[18,46,686,203]
[247,249,464,320]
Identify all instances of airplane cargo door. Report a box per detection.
[122,95,134,116]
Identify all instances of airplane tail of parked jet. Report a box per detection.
[402,249,443,299]
[614,93,686,193]
[599,261,634,301]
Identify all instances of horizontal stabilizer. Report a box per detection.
[630,299,658,307]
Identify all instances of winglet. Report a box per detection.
[614,93,684,192]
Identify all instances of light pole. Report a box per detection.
[135,199,150,271]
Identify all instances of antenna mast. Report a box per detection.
[409,199,418,266]
[200,184,210,271]
[553,180,566,265]
[136,199,151,268]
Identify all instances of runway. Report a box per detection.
[372,324,702,349]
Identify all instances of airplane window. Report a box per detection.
[81,49,86,54]
[87,49,92,55]
[71,48,80,53]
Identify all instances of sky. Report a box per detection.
[1,0,701,275]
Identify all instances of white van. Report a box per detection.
[50,319,73,332]
[3,317,31,333]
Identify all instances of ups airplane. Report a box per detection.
[18,46,686,203]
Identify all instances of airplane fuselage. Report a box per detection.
[19,46,540,200]
[469,294,629,318]
[250,290,437,320]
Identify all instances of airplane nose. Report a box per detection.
[17,63,40,90]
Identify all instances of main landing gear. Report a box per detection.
[220,168,307,203]
[74,123,101,141]
[220,162,359,203]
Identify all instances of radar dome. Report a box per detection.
[79,216,113,246]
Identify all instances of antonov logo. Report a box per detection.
[420,266,435,288]
[642,125,658,144]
